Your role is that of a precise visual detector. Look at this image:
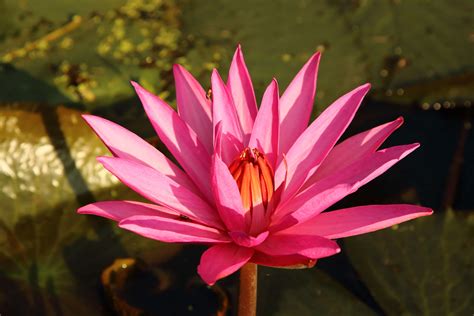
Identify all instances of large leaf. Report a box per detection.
[258,266,376,315]
[0,0,182,108]
[345,211,474,315]
[0,104,181,314]
[343,0,474,105]
[180,0,473,112]
[180,0,367,114]
[2,0,471,111]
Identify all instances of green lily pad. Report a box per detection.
[180,0,473,112]
[0,104,181,314]
[180,0,367,114]
[258,266,376,315]
[345,0,474,105]
[2,0,471,111]
[345,211,474,315]
[0,0,183,109]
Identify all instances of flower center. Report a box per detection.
[228,148,274,221]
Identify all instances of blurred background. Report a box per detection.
[0,0,472,315]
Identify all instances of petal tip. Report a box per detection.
[117,218,130,228]
[236,43,242,53]
[233,44,245,61]
[302,51,321,70]
[81,114,96,127]
[96,155,111,164]
[172,63,186,75]
[197,263,215,286]
[77,205,88,214]
[130,81,146,94]
[81,114,93,121]
[211,68,220,80]
[310,51,322,61]
[361,82,372,91]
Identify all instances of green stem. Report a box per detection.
[238,263,257,316]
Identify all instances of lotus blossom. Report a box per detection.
[78,46,432,285]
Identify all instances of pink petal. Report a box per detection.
[174,65,213,153]
[78,200,177,222]
[304,116,404,188]
[212,69,244,164]
[248,79,280,168]
[256,233,340,259]
[213,120,223,156]
[227,45,258,142]
[119,215,230,244]
[197,243,254,285]
[251,252,317,268]
[229,231,269,248]
[131,81,213,202]
[98,156,223,229]
[82,115,196,191]
[211,155,247,232]
[280,204,433,239]
[272,143,419,231]
[274,84,371,204]
[278,52,320,156]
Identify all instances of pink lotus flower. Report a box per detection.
[78,46,432,285]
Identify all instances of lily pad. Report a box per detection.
[345,211,474,315]
[180,0,367,114]
[0,0,183,108]
[2,0,471,111]
[180,0,473,112]
[258,266,376,315]
[344,0,474,105]
[0,104,181,314]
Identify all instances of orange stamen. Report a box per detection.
[229,148,275,218]
[240,163,252,212]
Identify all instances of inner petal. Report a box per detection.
[229,148,274,234]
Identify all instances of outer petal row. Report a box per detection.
[212,70,245,164]
[119,215,229,244]
[78,200,177,221]
[174,64,213,153]
[272,143,420,231]
[256,234,340,259]
[82,114,197,191]
[97,156,224,229]
[132,82,214,202]
[280,204,433,239]
[196,233,338,285]
[78,200,230,244]
[248,79,280,169]
[198,243,254,285]
[227,45,258,142]
[279,52,321,156]
[275,83,371,205]
[305,116,404,187]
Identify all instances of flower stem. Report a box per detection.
[238,263,257,316]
